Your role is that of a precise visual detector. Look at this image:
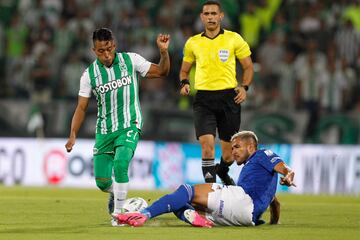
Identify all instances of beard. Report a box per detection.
[235,151,250,165]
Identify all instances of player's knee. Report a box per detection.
[95,178,112,192]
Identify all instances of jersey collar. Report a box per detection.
[96,53,120,67]
[201,28,224,39]
[244,150,257,165]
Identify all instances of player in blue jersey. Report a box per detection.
[112,130,295,227]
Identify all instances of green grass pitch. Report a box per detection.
[0,186,359,240]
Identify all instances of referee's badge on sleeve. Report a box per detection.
[219,49,229,62]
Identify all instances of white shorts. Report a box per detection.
[206,183,255,226]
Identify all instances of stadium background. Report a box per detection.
[0,0,359,193]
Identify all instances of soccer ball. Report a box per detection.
[122,197,148,212]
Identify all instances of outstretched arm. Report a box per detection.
[65,96,89,152]
[269,196,280,224]
[145,34,170,78]
[274,162,296,187]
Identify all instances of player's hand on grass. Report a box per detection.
[280,171,296,187]
[65,138,75,152]
[180,84,190,96]
[157,34,170,53]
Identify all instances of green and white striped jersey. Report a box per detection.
[79,52,151,134]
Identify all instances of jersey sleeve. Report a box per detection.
[182,38,195,64]
[234,33,251,60]
[127,52,151,77]
[78,69,92,98]
[257,149,283,173]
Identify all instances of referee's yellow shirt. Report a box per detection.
[183,29,251,91]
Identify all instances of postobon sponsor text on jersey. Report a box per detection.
[96,76,132,94]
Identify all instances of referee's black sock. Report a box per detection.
[216,157,235,185]
[202,158,216,183]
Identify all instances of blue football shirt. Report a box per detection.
[237,149,283,223]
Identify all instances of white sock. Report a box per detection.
[113,182,128,214]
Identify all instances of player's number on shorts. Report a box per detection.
[126,130,138,141]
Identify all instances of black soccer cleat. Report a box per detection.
[215,163,235,186]
[220,174,235,186]
[255,219,266,226]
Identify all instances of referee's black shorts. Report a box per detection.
[193,88,241,142]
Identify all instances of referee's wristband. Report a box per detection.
[241,85,249,91]
[180,79,190,88]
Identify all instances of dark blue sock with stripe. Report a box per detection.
[141,184,194,219]
[173,203,195,223]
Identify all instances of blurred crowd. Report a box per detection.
[0,0,359,138]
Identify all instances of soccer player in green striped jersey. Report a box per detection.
[65,28,170,225]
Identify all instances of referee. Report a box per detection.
[179,1,254,184]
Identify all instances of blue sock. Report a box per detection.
[141,184,194,219]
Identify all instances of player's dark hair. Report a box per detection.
[92,28,113,43]
[202,0,222,12]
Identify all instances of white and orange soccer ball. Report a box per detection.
[122,197,148,213]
